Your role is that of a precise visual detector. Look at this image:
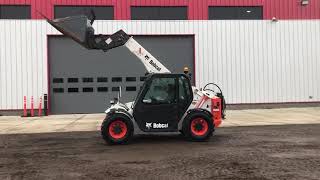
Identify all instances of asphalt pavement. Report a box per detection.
[0,107,319,134]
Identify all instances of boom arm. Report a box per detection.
[125,37,170,73]
[47,15,170,74]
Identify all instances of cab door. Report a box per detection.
[133,74,179,132]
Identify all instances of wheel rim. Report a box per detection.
[191,118,208,136]
[108,120,127,139]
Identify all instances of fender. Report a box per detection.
[106,108,133,120]
[105,102,133,119]
[186,108,213,118]
[178,108,213,130]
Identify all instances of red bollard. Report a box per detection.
[23,96,27,117]
[38,96,42,117]
[31,96,34,117]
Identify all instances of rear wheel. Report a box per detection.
[101,114,133,145]
[182,111,214,141]
[190,118,209,136]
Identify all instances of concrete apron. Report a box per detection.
[0,107,319,135]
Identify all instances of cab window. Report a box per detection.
[143,77,176,104]
[179,76,191,102]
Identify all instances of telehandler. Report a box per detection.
[47,13,226,144]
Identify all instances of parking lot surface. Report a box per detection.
[0,107,319,180]
[1,107,320,134]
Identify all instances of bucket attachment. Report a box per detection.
[47,15,95,49]
[47,13,130,51]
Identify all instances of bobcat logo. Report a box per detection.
[145,122,168,129]
[146,122,152,129]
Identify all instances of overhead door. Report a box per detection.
[48,36,194,114]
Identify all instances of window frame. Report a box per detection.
[208,6,263,20]
[142,77,177,105]
[0,5,31,19]
[178,75,191,103]
[131,6,188,20]
[54,5,114,20]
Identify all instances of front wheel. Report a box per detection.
[101,114,134,145]
[182,112,214,141]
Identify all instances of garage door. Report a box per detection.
[49,36,194,114]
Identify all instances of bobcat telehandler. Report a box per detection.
[47,13,226,144]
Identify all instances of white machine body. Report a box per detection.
[124,37,170,74]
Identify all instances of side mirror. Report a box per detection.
[142,99,152,104]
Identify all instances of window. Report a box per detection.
[209,6,263,20]
[143,77,176,104]
[68,88,79,93]
[68,78,78,83]
[53,88,64,93]
[112,77,122,82]
[97,87,108,92]
[112,87,120,92]
[0,5,31,19]
[131,6,187,20]
[54,6,114,20]
[178,76,191,103]
[126,77,136,82]
[97,77,108,82]
[83,87,94,92]
[53,78,63,83]
[126,86,136,91]
[82,77,93,83]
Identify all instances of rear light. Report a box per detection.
[211,97,222,127]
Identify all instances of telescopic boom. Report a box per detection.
[47,15,170,74]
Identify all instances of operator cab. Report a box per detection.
[133,73,193,132]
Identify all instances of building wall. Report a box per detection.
[0,20,319,110]
[0,0,319,20]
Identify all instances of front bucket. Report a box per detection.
[47,15,93,49]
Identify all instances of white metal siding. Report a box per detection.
[0,20,319,110]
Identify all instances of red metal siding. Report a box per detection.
[264,0,320,19]
[0,0,319,19]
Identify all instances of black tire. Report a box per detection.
[182,111,214,141]
[101,113,134,145]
